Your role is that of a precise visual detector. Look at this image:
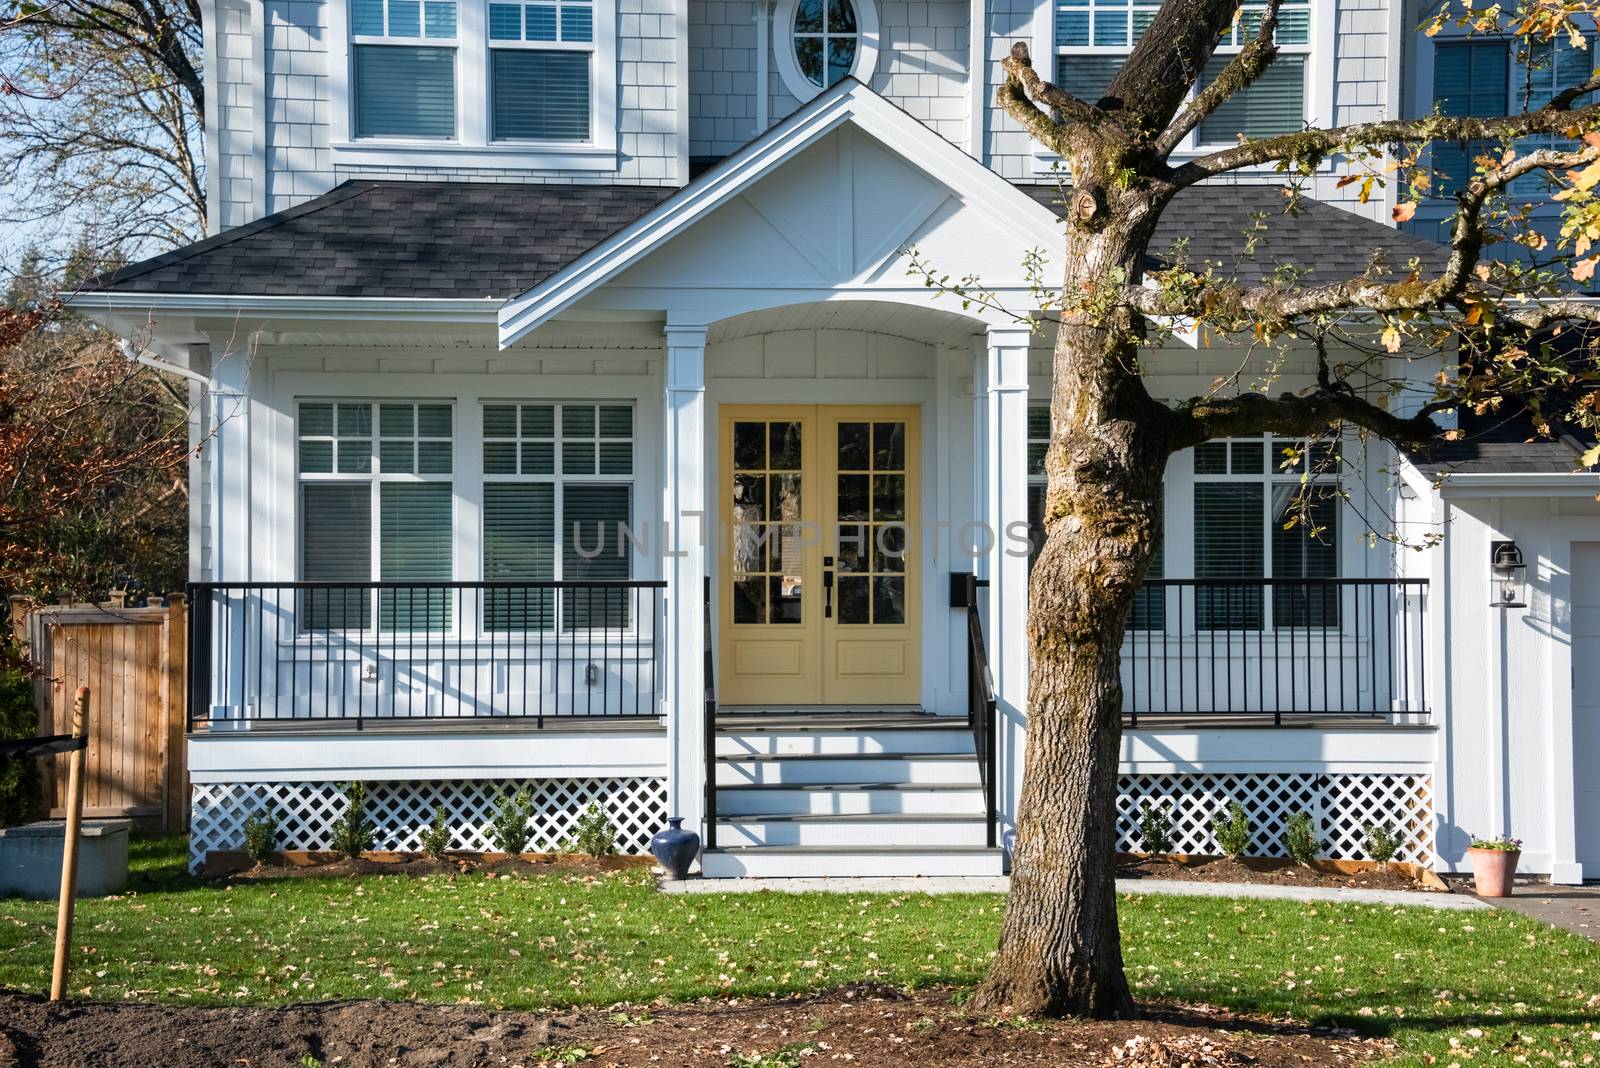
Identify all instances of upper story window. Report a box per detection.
[332,0,617,168]
[351,0,460,139]
[1052,0,1310,149]
[488,0,593,141]
[774,0,879,103]
[1430,35,1594,199]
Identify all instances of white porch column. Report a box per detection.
[663,320,709,843]
[982,325,1031,839]
[209,344,251,584]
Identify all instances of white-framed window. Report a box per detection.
[1191,434,1338,630]
[1429,34,1595,199]
[350,0,460,139]
[481,401,635,631]
[296,401,456,632]
[487,0,593,141]
[773,0,880,103]
[1050,0,1311,150]
[330,0,617,168]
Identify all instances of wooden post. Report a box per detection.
[50,687,89,1003]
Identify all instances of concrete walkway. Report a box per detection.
[1478,882,1600,940]
[661,874,1490,910]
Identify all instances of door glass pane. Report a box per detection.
[832,419,910,624]
[837,422,870,470]
[730,419,801,625]
[483,482,554,630]
[837,576,870,623]
[734,422,765,469]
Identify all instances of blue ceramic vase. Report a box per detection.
[650,817,700,880]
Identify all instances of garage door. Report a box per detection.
[1569,543,1600,876]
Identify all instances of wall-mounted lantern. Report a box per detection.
[1490,541,1528,609]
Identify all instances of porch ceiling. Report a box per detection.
[706,300,983,348]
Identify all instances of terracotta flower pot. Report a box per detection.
[1467,847,1520,897]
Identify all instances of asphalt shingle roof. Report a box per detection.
[1019,183,1449,286]
[91,181,673,299]
[94,178,1449,300]
[1407,412,1585,475]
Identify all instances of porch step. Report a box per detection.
[701,845,1005,879]
[715,753,981,786]
[716,783,984,815]
[704,706,992,875]
[715,729,973,757]
[715,813,991,848]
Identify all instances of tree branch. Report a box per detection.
[1168,102,1600,186]
[1167,386,1444,453]
[1130,144,1600,323]
[997,42,1103,153]
[1153,0,1283,157]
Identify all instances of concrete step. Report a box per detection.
[716,783,986,816]
[715,753,981,786]
[715,728,974,757]
[715,813,992,848]
[700,845,1005,879]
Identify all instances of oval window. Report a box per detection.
[775,0,877,102]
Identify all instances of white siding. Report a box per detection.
[216,0,260,229]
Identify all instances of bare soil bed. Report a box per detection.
[0,986,1393,1067]
[1117,854,1444,892]
[215,852,651,881]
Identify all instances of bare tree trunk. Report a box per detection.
[973,194,1170,1018]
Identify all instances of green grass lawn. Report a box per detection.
[1,836,1596,1066]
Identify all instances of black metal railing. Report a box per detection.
[1121,578,1429,725]
[953,573,999,850]
[187,580,666,729]
[702,575,718,852]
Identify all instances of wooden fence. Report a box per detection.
[11,595,188,832]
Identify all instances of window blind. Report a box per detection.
[301,484,373,630]
[379,482,453,631]
[564,484,631,628]
[1196,54,1305,143]
[1270,485,1339,626]
[1430,40,1509,195]
[355,45,456,138]
[491,49,590,141]
[1194,482,1264,629]
[484,482,556,630]
[1053,54,1124,105]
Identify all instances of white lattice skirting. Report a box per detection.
[189,777,668,872]
[1115,772,1434,865]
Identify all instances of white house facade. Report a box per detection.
[75,0,1600,882]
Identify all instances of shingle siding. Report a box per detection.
[687,0,969,158]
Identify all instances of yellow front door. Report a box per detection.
[718,405,921,707]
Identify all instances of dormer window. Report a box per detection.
[352,0,460,139]
[331,0,618,169]
[774,0,879,103]
[488,0,594,141]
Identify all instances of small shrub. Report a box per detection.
[565,802,617,857]
[491,788,534,855]
[419,804,451,859]
[1282,811,1321,866]
[1363,822,1400,865]
[330,781,375,858]
[1212,801,1252,860]
[1137,802,1173,855]
[0,663,42,827]
[242,809,278,863]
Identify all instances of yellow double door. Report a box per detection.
[718,405,922,707]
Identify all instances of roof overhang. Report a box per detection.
[496,78,1066,348]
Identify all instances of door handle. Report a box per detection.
[823,557,834,619]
